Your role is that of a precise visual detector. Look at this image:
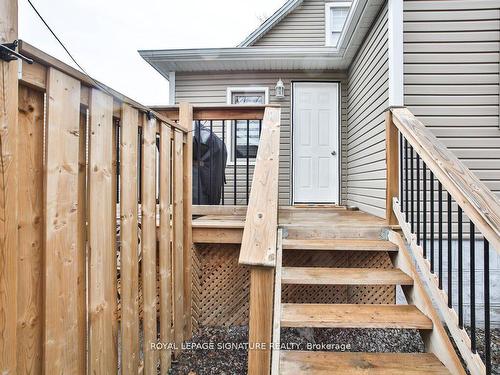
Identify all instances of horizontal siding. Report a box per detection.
[253,0,331,47]
[176,71,348,205]
[346,4,389,218]
[403,0,500,198]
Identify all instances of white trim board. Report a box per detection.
[388,0,403,106]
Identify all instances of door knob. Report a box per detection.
[331,150,337,156]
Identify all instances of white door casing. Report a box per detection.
[293,82,339,204]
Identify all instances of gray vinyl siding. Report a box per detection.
[346,4,388,218]
[404,0,500,198]
[175,71,348,206]
[252,0,332,47]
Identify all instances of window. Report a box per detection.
[325,2,352,47]
[226,87,269,162]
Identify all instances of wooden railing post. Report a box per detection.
[248,267,275,375]
[0,0,18,371]
[386,110,399,226]
[239,107,281,375]
[180,102,193,339]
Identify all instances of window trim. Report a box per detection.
[325,2,353,47]
[226,86,269,164]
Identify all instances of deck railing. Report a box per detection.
[155,104,268,205]
[386,107,500,375]
[4,40,194,374]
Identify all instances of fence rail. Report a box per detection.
[6,41,193,374]
[386,107,500,375]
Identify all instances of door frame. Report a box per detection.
[291,80,342,205]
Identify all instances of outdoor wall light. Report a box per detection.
[275,78,285,99]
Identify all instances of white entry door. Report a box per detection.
[293,82,339,203]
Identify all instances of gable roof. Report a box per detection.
[238,0,304,47]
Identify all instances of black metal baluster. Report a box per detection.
[410,146,414,231]
[197,121,201,205]
[405,139,409,214]
[457,206,463,328]
[438,181,443,289]
[484,239,491,375]
[209,120,213,203]
[423,164,427,258]
[222,120,225,205]
[470,221,476,352]
[400,133,404,210]
[416,154,421,244]
[430,172,435,272]
[447,192,452,308]
[246,120,250,204]
[234,120,237,205]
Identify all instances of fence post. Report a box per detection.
[180,102,193,339]
[0,0,18,371]
[386,109,399,225]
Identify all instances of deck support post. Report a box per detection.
[248,267,275,375]
[180,102,194,339]
[386,110,399,225]
[0,0,19,371]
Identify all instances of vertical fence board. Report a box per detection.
[88,88,117,374]
[180,103,193,339]
[159,123,172,372]
[0,0,18,370]
[44,67,84,374]
[172,130,185,356]
[77,103,88,375]
[120,104,140,374]
[17,85,44,374]
[142,116,159,373]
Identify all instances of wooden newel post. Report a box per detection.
[386,110,399,225]
[0,0,18,372]
[248,267,275,375]
[180,102,194,340]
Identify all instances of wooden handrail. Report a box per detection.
[390,107,500,252]
[238,107,281,267]
[152,104,275,121]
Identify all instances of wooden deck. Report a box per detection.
[192,206,388,244]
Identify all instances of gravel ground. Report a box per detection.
[464,327,500,375]
[169,326,425,374]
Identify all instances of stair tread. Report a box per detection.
[281,304,433,329]
[282,239,398,251]
[281,267,413,285]
[279,351,450,374]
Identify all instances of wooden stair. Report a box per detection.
[282,239,398,251]
[281,267,413,285]
[281,304,433,329]
[279,351,451,375]
[271,228,463,375]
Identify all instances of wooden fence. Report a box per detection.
[2,40,193,374]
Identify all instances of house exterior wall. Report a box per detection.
[175,71,348,206]
[403,0,500,198]
[403,0,500,328]
[253,0,335,47]
[346,3,389,218]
